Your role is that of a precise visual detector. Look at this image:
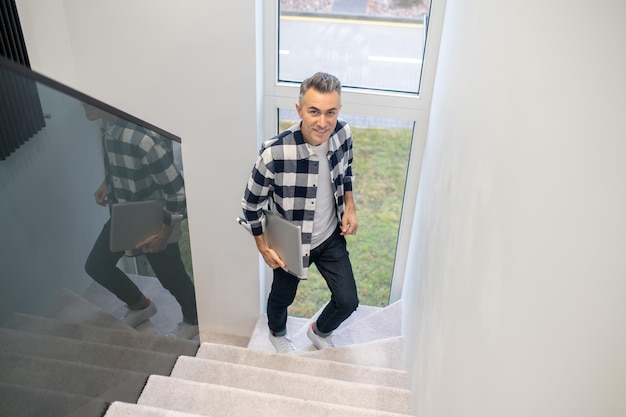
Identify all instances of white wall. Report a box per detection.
[16,0,263,337]
[16,0,78,86]
[404,0,626,416]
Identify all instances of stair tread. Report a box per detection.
[0,380,97,417]
[200,330,250,347]
[248,304,383,352]
[82,274,199,339]
[43,288,134,331]
[106,402,207,417]
[246,315,308,350]
[0,351,148,398]
[331,299,403,345]
[0,327,179,374]
[196,341,408,389]
[4,312,199,356]
[170,355,411,414]
[298,335,405,369]
[294,304,383,341]
[138,374,412,417]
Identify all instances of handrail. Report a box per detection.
[0,56,181,143]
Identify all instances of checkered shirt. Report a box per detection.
[102,119,186,225]
[240,119,354,276]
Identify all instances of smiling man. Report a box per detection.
[240,72,360,353]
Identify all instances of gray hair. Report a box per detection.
[299,72,342,106]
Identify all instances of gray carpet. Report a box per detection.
[0,286,200,417]
[104,299,411,417]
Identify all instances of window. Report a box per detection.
[278,0,430,93]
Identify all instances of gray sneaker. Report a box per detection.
[123,300,157,327]
[168,321,199,339]
[268,332,296,354]
[307,324,335,349]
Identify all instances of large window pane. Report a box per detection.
[278,109,413,317]
[279,0,431,93]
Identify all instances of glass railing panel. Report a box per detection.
[0,56,195,417]
[279,0,432,94]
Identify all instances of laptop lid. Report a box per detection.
[109,200,182,252]
[264,210,304,278]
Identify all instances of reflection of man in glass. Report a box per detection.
[81,103,198,339]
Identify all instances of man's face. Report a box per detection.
[81,102,101,121]
[80,102,118,124]
[295,88,341,146]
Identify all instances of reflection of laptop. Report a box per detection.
[109,200,182,252]
[264,210,305,278]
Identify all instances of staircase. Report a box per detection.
[0,275,411,417]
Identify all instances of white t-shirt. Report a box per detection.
[309,140,338,248]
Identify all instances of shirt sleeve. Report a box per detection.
[342,123,354,192]
[241,148,274,236]
[143,138,186,226]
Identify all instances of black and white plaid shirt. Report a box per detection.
[102,119,186,225]
[240,119,354,275]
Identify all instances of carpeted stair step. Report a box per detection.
[0,381,97,417]
[195,342,407,389]
[0,327,180,374]
[105,401,207,417]
[247,304,382,352]
[136,374,413,417]
[43,288,134,331]
[64,372,155,417]
[82,274,193,337]
[330,299,403,346]
[298,335,406,370]
[292,304,384,350]
[198,330,250,347]
[246,315,309,351]
[0,351,148,399]
[4,313,199,356]
[169,355,411,414]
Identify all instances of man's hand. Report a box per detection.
[340,191,358,236]
[94,181,109,206]
[255,234,286,269]
[135,224,172,253]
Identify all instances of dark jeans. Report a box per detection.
[85,219,198,323]
[267,227,359,335]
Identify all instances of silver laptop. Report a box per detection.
[109,200,182,252]
[264,210,305,278]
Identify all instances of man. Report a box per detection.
[240,72,359,353]
[82,103,199,339]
